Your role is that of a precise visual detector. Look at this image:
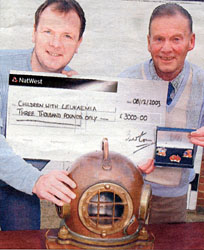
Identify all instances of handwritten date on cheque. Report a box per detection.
[132,98,161,107]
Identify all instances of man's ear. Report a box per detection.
[147,34,151,53]
[188,33,195,51]
[32,24,37,44]
[75,36,83,54]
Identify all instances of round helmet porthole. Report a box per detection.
[78,182,133,236]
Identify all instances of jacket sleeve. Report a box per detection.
[0,134,42,195]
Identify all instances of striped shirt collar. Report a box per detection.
[149,59,185,93]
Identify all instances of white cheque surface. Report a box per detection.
[6,71,168,165]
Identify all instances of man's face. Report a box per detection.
[147,14,195,81]
[32,5,82,73]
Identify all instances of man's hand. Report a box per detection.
[189,127,204,147]
[138,159,155,174]
[62,70,78,77]
[32,170,76,206]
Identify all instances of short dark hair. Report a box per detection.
[35,0,86,39]
[149,3,193,35]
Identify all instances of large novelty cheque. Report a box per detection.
[6,70,168,165]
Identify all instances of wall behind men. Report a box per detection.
[0,0,204,77]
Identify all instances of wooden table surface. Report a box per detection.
[0,222,204,249]
[148,222,204,250]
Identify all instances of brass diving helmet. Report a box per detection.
[46,138,154,249]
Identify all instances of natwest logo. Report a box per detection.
[19,77,43,85]
[12,77,18,83]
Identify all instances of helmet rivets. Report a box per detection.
[101,231,107,238]
[104,184,110,189]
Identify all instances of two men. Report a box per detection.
[1,0,204,230]
[0,0,83,230]
[120,3,204,223]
